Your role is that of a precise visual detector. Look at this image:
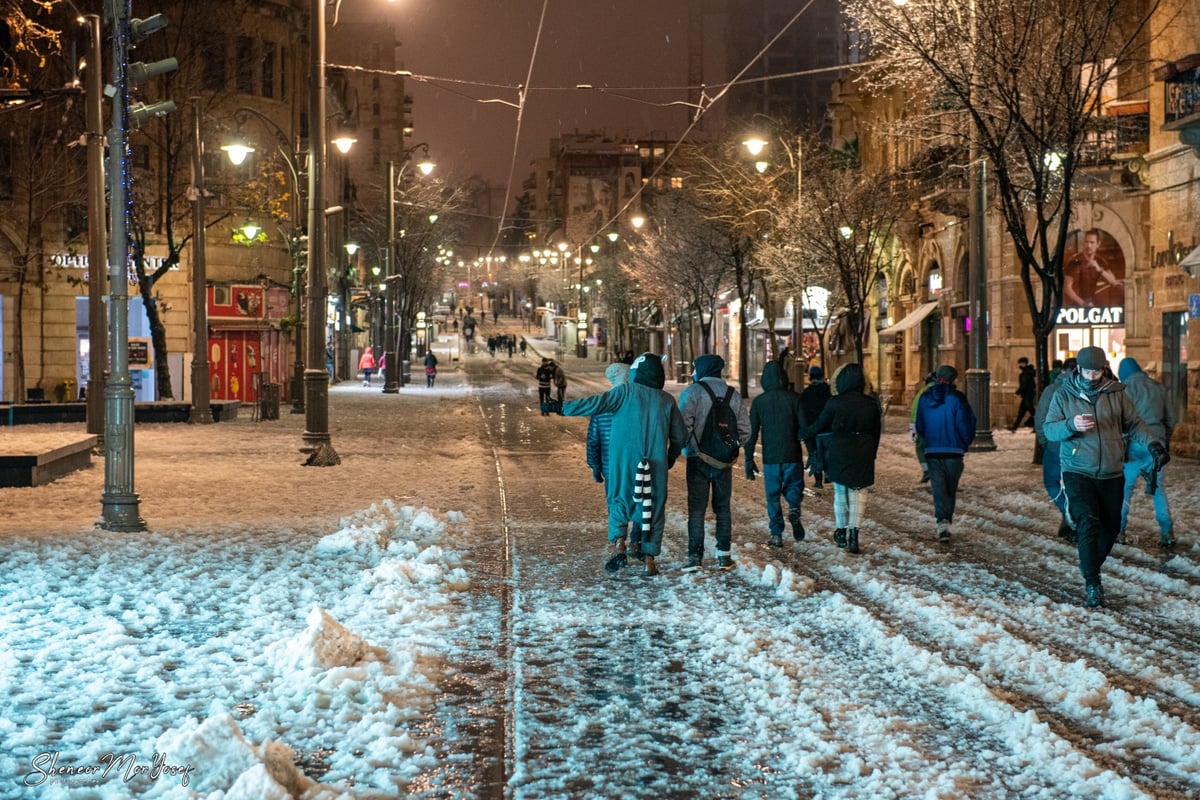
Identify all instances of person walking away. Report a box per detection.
[799,366,832,489]
[744,361,807,549]
[915,365,977,541]
[507,336,515,358]
[1117,357,1177,548]
[796,363,881,554]
[678,354,751,570]
[1010,357,1037,431]
[1035,357,1077,542]
[562,354,686,576]
[358,347,377,387]
[1044,347,1168,608]
[423,349,438,388]
[519,337,528,357]
[909,372,936,485]
[535,358,555,414]
[553,361,568,404]
[586,364,636,567]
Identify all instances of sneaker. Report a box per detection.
[684,553,703,571]
[937,520,951,541]
[768,534,783,549]
[716,554,735,570]
[1085,583,1105,608]
[1160,531,1177,549]
[833,528,847,548]
[604,549,628,574]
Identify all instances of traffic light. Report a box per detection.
[127,14,176,128]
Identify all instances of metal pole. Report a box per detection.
[99,0,146,530]
[383,159,399,393]
[290,243,305,412]
[84,14,107,441]
[302,0,339,464]
[188,98,212,424]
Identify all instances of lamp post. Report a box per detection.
[383,146,434,393]
[82,13,106,440]
[188,97,211,424]
[222,107,307,415]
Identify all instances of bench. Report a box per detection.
[0,436,98,488]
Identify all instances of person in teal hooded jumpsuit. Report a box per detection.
[562,353,686,576]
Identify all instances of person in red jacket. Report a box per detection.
[358,348,377,386]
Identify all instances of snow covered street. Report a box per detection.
[2,342,1199,798]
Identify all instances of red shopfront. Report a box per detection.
[207,284,291,403]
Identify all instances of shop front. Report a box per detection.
[1051,227,1129,365]
[206,284,291,404]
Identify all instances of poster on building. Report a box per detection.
[1058,228,1126,326]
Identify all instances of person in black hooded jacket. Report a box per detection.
[796,363,881,554]
[744,361,808,548]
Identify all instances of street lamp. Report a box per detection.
[188,97,211,425]
[384,142,435,393]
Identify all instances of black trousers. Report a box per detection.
[1062,471,1124,586]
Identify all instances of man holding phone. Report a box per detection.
[1043,347,1168,608]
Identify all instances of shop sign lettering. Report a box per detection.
[50,252,175,286]
[1164,68,1200,124]
[1055,306,1125,326]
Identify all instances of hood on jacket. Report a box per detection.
[605,363,631,386]
[1117,357,1142,382]
[693,354,725,380]
[760,361,785,392]
[927,381,951,407]
[631,352,666,389]
[834,363,866,395]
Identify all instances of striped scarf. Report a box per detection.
[634,459,653,530]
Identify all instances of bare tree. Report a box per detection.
[847,0,1160,385]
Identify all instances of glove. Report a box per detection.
[745,459,758,481]
[1149,442,1170,471]
[592,466,603,483]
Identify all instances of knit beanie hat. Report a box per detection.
[935,364,958,383]
[1076,346,1107,371]
[809,365,823,379]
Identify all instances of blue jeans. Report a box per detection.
[762,462,804,536]
[927,456,964,523]
[1121,441,1173,535]
[686,457,733,556]
[1062,472,1124,586]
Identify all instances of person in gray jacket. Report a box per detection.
[1117,357,1177,548]
[1043,347,1168,608]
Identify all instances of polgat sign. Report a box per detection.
[1055,306,1125,327]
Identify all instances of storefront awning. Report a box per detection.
[878,301,939,337]
[1179,246,1200,278]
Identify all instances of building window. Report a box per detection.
[236,37,255,94]
[261,41,276,99]
[202,35,227,91]
[372,102,380,117]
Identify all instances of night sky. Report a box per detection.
[345,0,696,194]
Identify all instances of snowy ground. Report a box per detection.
[2,337,1199,799]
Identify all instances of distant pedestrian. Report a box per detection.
[744,361,807,549]
[1010,357,1037,431]
[797,363,881,554]
[1044,346,1168,608]
[799,366,832,489]
[553,361,567,404]
[519,337,528,357]
[914,365,976,541]
[679,354,751,570]
[1035,357,1077,542]
[562,354,686,577]
[358,348,376,386]
[1117,357,1177,548]
[423,350,438,388]
[535,358,555,414]
[507,336,515,358]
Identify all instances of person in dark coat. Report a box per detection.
[914,365,976,541]
[1010,357,1037,431]
[1044,346,1167,608]
[535,359,555,414]
[562,353,686,576]
[1035,357,1077,542]
[796,363,881,554]
[423,349,438,388]
[799,366,832,489]
[744,361,807,548]
[1117,357,1177,548]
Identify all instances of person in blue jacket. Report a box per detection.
[744,361,807,549]
[915,364,977,541]
[563,353,686,576]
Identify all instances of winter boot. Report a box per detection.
[1085,583,1105,608]
[1160,530,1176,549]
[789,510,805,541]
[768,534,784,549]
[834,528,847,549]
[937,520,951,541]
[604,540,628,574]
[644,555,658,576]
[716,552,735,570]
[847,528,860,554]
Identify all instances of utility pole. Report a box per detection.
[83,14,107,443]
[383,159,399,393]
[188,98,212,424]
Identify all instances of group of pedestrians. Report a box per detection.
[486,333,522,358]
[535,358,567,414]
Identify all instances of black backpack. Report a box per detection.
[696,382,740,468]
